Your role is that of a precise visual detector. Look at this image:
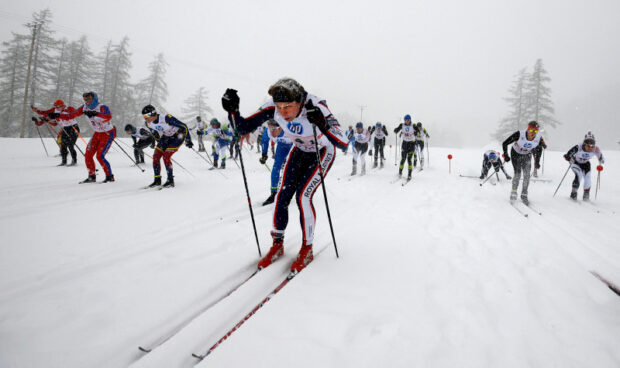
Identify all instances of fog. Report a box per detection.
[2,0,619,149]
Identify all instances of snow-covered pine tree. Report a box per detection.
[135,52,169,109]
[492,67,530,142]
[0,35,28,136]
[181,87,213,124]
[95,40,114,102]
[107,37,136,126]
[48,38,71,105]
[65,36,96,107]
[526,58,560,132]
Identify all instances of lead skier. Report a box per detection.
[222,78,347,273]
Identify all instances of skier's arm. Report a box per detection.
[394,124,402,133]
[383,126,388,136]
[228,105,275,136]
[165,115,192,143]
[501,131,520,157]
[424,128,429,138]
[33,107,55,117]
[304,99,348,149]
[57,105,84,120]
[595,147,605,164]
[261,129,270,154]
[563,145,579,161]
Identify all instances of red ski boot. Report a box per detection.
[290,245,313,273]
[258,236,284,270]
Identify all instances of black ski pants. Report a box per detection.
[510,148,531,193]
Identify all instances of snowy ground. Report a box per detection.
[0,137,619,368]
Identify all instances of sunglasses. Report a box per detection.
[268,126,279,130]
[143,114,152,119]
[528,129,538,133]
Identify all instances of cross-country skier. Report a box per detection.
[564,132,605,201]
[124,123,154,164]
[531,138,547,177]
[502,120,545,204]
[414,122,430,168]
[480,150,512,180]
[394,114,417,180]
[142,104,193,188]
[369,122,388,168]
[344,125,354,155]
[206,118,233,169]
[260,119,293,205]
[256,125,265,152]
[195,116,207,152]
[32,99,80,166]
[351,122,371,175]
[221,77,347,273]
[57,92,116,183]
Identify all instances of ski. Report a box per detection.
[390,176,404,184]
[523,202,542,216]
[459,174,481,179]
[591,271,620,297]
[138,268,260,353]
[192,270,301,361]
[510,201,529,217]
[401,178,412,186]
[530,178,552,183]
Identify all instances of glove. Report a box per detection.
[84,110,98,118]
[222,88,240,113]
[132,142,139,149]
[185,140,193,148]
[259,154,268,164]
[304,100,327,131]
[369,150,373,156]
[506,175,512,180]
[48,112,60,119]
[494,167,499,172]
[503,153,510,162]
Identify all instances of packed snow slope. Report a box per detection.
[0,137,619,368]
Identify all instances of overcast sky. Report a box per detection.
[1,0,619,148]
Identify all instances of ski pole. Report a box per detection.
[553,163,572,197]
[45,124,62,150]
[394,134,398,166]
[112,139,145,172]
[311,124,339,258]
[426,138,430,167]
[479,172,495,187]
[48,124,85,157]
[542,149,545,176]
[31,118,49,156]
[229,114,261,257]
[72,125,89,146]
[190,146,214,166]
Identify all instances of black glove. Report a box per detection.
[503,153,510,162]
[304,100,327,131]
[259,154,268,164]
[31,117,37,122]
[185,140,193,148]
[132,142,138,149]
[495,167,499,172]
[84,110,98,118]
[48,112,60,119]
[222,88,240,113]
[369,150,373,156]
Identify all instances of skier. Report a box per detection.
[124,123,154,164]
[351,122,371,175]
[369,122,388,168]
[32,99,80,166]
[206,118,233,169]
[57,92,116,183]
[260,119,293,205]
[256,125,265,152]
[195,116,207,152]
[480,150,512,180]
[343,125,354,155]
[393,114,417,180]
[221,77,347,273]
[142,104,193,188]
[502,120,545,204]
[414,122,430,168]
[564,132,605,201]
[531,138,547,177]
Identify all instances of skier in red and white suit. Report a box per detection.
[58,91,116,183]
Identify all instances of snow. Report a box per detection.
[0,137,619,368]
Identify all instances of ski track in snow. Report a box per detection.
[0,138,619,368]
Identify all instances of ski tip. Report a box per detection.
[192,353,205,361]
[138,347,151,353]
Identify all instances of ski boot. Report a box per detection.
[162,178,175,188]
[583,189,590,202]
[68,159,77,166]
[479,173,485,179]
[373,160,378,169]
[290,244,314,273]
[103,175,115,183]
[570,189,578,200]
[80,175,96,184]
[258,232,284,270]
[57,160,67,166]
[220,160,226,169]
[505,174,512,180]
[533,168,538,178]
[148,176,162,188]
[213,158,219,168]
[398,168,403,177]
[521,191,529,206]
[361,166,366,176]
[420,158,425,167]
[407,170,412,181]
[262,192,276,206]
[351,165,357,176]
[510,190,517,202]
[380,159,384,169]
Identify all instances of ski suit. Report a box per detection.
[414,126,429,164]
[146,114,191,181]
[394,123,417,175]
[59,95,115,178]
[35,106,80,164]
[206,127,233,164]
[130,126,154,163]
[230,93,347,246]
[196,119,207,151]
[502,129,544,195]
[481,150,510,178]
[369,125,388,165]
[261,127,293,194]
[352,128,371,174]
[564,143,605,194]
